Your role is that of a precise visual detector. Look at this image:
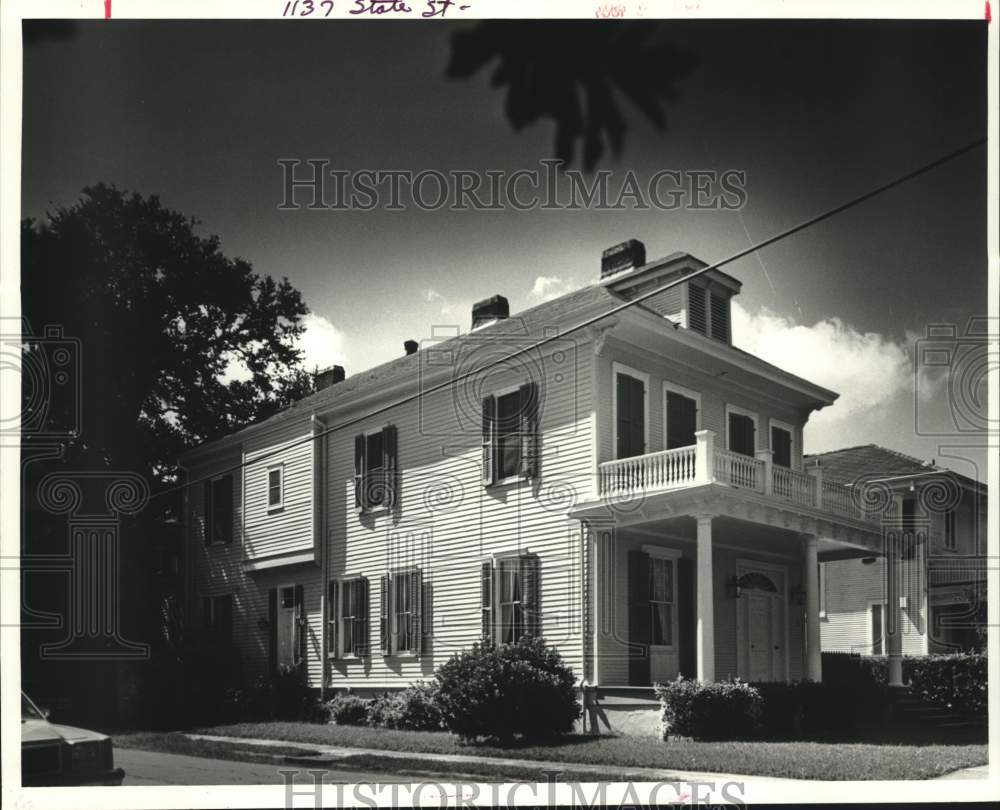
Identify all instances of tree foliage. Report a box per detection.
[21,183,314,488]
[446,21,697,171]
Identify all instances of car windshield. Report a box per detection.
[21,693,45,721]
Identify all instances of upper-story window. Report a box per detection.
[614,364,647,459]
[482,382,539,485]
[664,384,699,450]
[203,474,233,546]
[354,425,398,512]
[770,422,793,468]
[267,465,284,511]
[726,406,757,457]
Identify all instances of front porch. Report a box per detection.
[572,450,884,688]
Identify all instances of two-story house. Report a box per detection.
[179,240,890,711]
[811,445,987,658]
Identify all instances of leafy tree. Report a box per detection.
[21,183,314,489]
[446,21,697,171]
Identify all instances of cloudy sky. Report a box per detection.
[21,19,989,478]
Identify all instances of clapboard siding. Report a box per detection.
[597,340,805,471]
[324,339,593,688]
[243,422,314,561]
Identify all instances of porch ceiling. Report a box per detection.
[571,482,884,558]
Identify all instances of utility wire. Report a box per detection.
[159,137,986,502]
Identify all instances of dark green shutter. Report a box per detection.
[771,426,792,468]
[480,561,494,644]
[729,412,755,456]
[218,476,233,544]
[520,555,540,637]
[354,434,366,512]
[628,550,651,686]
[410,570,423,654]
[379,574,391,655]
[518,381,540,479]
[677,558,695,678]
[666,392,698,450]
[358,578,370,657]
[617,374,645,458]
[294,585,305,665]
[203,480,213,545]
[383,424,398,508]
[482,396,496,485]
[328,580,339,659]
[267,588,278,674]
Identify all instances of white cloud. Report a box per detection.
[528,275,579,303]
[295,312,348,372]
[732,301,916,453]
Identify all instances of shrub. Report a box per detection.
[751,681,889,741]
[906,653,987,715]
[327,694,372,726]
[245,663,317,721]
[367,682,444,731]
[435,636,581,743]
[655,677,762,741]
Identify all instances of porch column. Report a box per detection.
[694,430,716,485]
[886,497,904,686]
[804,535,823,681]
[695,514,715,682]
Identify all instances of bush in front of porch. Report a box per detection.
[655,678,762,741]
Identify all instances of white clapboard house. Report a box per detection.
[180,239,895,712]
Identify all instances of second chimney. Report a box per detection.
[601,239,646,278]
[404,340,419,356]
[315,364,345,391]
[471,295,509,329]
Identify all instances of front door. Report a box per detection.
[277,586,298,667]
[737,567,787,681]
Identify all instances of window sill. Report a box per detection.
[486,475,528,489]
[388,651,421,659]
[267,505,284,514]
[358,505,392,517]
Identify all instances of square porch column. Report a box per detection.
[695,514,715,682]
[804,535,823,681]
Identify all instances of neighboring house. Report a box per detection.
[809,445,987,657]
[179,239,889,698]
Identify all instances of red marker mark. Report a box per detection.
[104,0,111,18]
[986,0,992,23]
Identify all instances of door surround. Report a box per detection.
[735,559,790,682]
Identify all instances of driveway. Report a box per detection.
[117,747,410,785]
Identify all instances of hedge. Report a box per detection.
[655,678,762,741]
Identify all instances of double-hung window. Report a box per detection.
[267,465,283,511]
[354,425,398,511]
[379,569,423,656]
[480,554,540,645]
[648,556,675,646]
[329,577,369,658]
[482,382,539,485]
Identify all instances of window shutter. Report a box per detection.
[203,480,213,545]
[357,578,370,657]
[379,574,391,655]
[688,283,707,335]
[627,550,651,686]
[677,558,695,678]
[382,424,398,508]
[410,570,423,654]
[293,585,305,665]
[520,555,540,637]
[267,588,278,674]
[709,291,730,342]
[480,561,494,644]
[518,381,540,479]
[667,392,698,450]
[218,476,233,544]
[482,396,496,485]
[328,580,339,659]
[354,434,366,512]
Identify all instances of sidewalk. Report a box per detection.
[181,733,846,784]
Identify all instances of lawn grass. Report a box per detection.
[190,722,988,780]
[115,732,320,763]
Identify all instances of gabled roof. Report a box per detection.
[805,444,983,490]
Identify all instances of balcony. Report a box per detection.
[597,429,871,523]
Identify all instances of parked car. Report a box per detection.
[21,692,125,786]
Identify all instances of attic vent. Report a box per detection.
[709,291,730,342]
[688,284,707,335]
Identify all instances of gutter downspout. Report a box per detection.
[312,414,328,701]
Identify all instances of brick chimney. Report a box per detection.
[404,340,418,356]
[471,295,509,329]
[315,364,345,390]
[601,239,646,278]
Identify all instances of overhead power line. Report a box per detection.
[159,137,986,502]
